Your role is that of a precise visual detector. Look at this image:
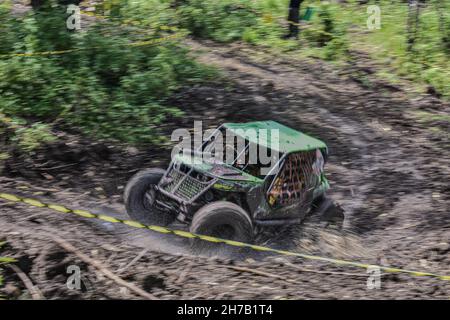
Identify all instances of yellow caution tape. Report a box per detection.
[1,191,450,282]
[0,33,183,58]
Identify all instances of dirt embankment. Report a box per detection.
[1,39,449,299]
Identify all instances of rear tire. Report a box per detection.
[124,168,175,226]
[312,195,345,230]
[189,201,253,255]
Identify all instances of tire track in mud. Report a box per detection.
[3,4,449,298]
[184,40,449,268]
[13,40,445,265]
[27,40,434,263]
[2,38,449,290]
[192,43,373,225]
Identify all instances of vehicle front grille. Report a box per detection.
[159,164,215,203]
[267,150,321,207]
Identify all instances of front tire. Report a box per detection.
[190,201,253,255]
[124,168,175,226]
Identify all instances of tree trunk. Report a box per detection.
[31,0,82,10]
[31,0,46,10]
[171,0,188,8]
[434,0,449,52]
[406,0,421,52]
[286,0,303,39]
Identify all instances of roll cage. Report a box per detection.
[200,124,284,180]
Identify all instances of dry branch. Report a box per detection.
[50,235,158,300]
[9,264,44,300]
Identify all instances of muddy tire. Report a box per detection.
[312,195,345,230]
[189,201,253,255]
[124,168,175,226]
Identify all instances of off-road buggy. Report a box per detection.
[124,121,344,245]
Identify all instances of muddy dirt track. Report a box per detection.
[1,39,449,299]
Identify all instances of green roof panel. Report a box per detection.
[223,121,326,154]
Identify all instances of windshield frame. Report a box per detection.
[201,125,284,179]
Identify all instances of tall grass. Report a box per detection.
[1,0,448,154]
[170,0,449,97]
[0,1,217,147]
[0,241,16,288]
[329,0,449,97]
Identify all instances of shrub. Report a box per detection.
[302,3,348,60]
[0,2,216,144]
[11,123,57,153]
[177,0,261,42]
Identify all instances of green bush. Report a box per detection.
[302,3,348,60]
[11,123,57,153]
[177,0,261,42]
[174,0,448,98]
[0,3,216,144]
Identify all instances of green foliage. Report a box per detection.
[112,0,176,29]
[302,2,348,60]
[174,0,348,56]
[343,0,450,98]
[11,123,57,153]
[1,0,448,151]
[177,0,262,42]
[0,257,15,264]
[1,112,56,158]
[0,2,216,144]
[0,241,15,287]
[174,0,448,98]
